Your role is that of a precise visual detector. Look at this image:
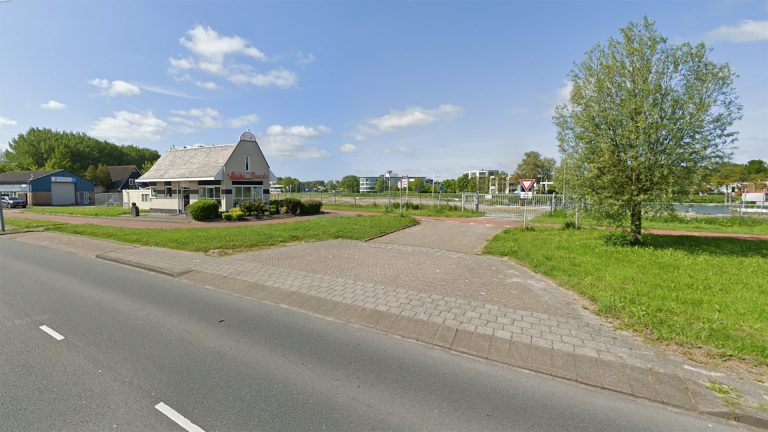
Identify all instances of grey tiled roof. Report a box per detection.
[138,145,237,182]
[0,170,64,182]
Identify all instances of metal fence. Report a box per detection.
[270,192,767,219]
[460,193,556,219]
[94,193,123,207]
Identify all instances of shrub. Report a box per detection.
[188,199,220,221]
[229,207,245,221]
[270,199,284,209]
[222,212,233,221]
[604,229,633,247]
[284,197,302,215]
[562,220,578,230]
[239,199,265,216]
[300,200,323,215]
[267,205,278,215]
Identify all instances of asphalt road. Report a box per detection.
[0,237,750,431]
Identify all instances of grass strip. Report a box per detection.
[483,227,768,365]
[3,217,69,230]
[48,214,418,253]
[323,203,483,218]
[23,207,147,217]
[531,210,768,236]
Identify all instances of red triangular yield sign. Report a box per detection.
[520,179,535,192]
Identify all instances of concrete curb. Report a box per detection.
[96,253,192,278]
[95,255,768,429]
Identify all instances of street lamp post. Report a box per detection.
[386,170,392,211]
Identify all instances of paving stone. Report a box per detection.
[569,353,603,388]
[374,312,399,332]
[451,329,475,354]
[598,359,632,394]
[469,332,492,358]
[388,314,412,337]
[487,336,510,363]
[413,321,441,344]
[548,349,579,381]
[653,372,697,411]
[352,308,385,329]
[624,364,663,403]
[433,324,457,348]
[526,344,554,375]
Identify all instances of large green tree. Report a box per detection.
[340,175,360,193]
[375,177,387,193]
[512,151,556,191]
[4,127,159,176]
[553,17,742,244]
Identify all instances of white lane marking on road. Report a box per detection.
[155,402,206,432]
[39,325,65,341]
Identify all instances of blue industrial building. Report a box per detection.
[0,169,94,206]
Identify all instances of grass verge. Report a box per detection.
[3,217,68,230]
[23,206,148,217]
[323,202,483,218]
[531,210,768,236]
[483,227,768,368]
[48,214,418,253]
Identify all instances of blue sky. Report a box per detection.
[1,0,766,182]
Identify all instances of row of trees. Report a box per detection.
[1,127,160,177]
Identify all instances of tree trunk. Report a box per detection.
[629,202,642,245]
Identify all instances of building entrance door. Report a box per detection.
[178,186,190,213]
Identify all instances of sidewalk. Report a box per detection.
[4,220,767,428]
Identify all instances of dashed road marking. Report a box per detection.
[155,402,206,432]
[39,325,64,341]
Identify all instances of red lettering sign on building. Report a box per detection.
[228,171,268,180]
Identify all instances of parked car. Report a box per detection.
[1,196,27,208]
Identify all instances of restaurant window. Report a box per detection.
[233,186,261,206]
[150,186,157,198]
[199,186,221,204]
[245,156,250,171]
[164,186,172,197]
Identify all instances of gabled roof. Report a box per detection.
[107,165,140,190]
[138,145,237,182]
[0,169,65,183]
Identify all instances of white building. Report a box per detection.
[135,132,277,213]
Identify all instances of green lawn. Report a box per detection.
[48,215,418,253]
[323,203,483,218]
[484,227,768,366]
[23,206,147,217]
[3,217,68,230]
[531,210,768,236]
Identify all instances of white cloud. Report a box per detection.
[355,104,463,140]
[89,78,141,97]
[340,144,357,153]
[169,108,259,131]
[89,111,168,144]
[179,25,266,66]
[267,124,328,137]
[706,20,768,42]
[259,134,331,159]
[195,81,221,90]
[297,52,315,65]
[383,145,414,156]
[546,80,573,116]
[170,107,222,129]
[0,115,17,127]
[228,69,297,88]
[260,124,332,159]
[169,57,196,69]
[227,114,259,128]
[170,25,300,89]
[41,100,67,110]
